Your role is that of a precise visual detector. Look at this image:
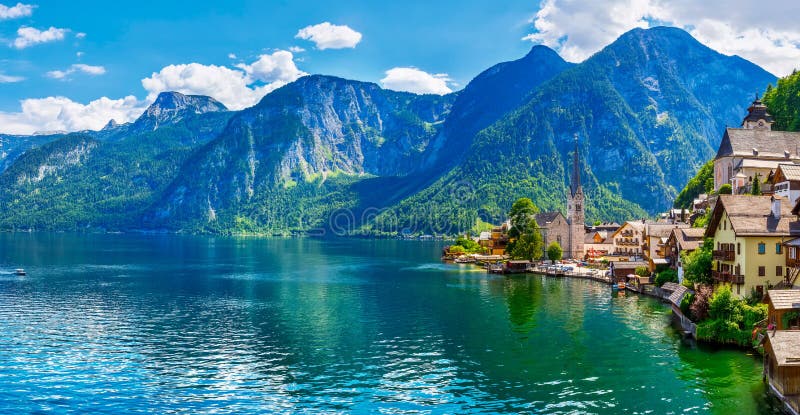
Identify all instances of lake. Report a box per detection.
[0,234,785,414]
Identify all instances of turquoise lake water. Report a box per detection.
[0,234,786,414]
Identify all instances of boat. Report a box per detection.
[14,269,26,276]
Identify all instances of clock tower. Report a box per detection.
[741,94,773,130]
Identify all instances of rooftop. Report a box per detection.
[766,330,800,367]
[706,195,795,237]
[716,128,800,160]
[767,290,800,310]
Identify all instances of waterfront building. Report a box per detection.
[610,220,646,258]
[763,330,800,414]
[765,290,800,330]
[643,223,689,272]
[772,163,800,207]
[713,95,800,193]
[705,195,794,298]
[479,222,510,255]
[665,227,705,282]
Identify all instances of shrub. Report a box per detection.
[655,269,678,287]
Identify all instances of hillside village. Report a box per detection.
[445,95,800,414]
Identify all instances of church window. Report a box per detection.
[576,204,581,211]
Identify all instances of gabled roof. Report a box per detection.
[705,195,796,238]
[765,331,800,367]
[715,128,800,160]
[674,227,705,251]
[611,220,647,238]
[661,282,689,307]
[767,290,800,310]
[775,163,800,182]
[646,223,687,238]
[535,211,565,228]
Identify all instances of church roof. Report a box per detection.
[715,128,800,160]
[535,211,564,228]
[742,95,774,125]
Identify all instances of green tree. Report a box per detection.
[674,160,714,209]
[507,198,544,260]
[547,241,563,262]
[449,245,466,255]
[655,268,678,286]
[763,70,800,131]
[751,173,761,195]
[683,238,713,284]
[454,236,482,253]
[718,184,732,195]
[635,266,650,278]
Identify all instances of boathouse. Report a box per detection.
[763,330,800,414]
[766,290,800,330]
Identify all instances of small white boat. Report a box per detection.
[14,269,26,276]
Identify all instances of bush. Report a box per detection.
[449,245,466,254]
[718,184,732,195]
[694,284,768,347]
[655,269,678,287]
[690,285,712,321]
[635,266,650,278]
[454,236,482,253]
[680,292,694,316]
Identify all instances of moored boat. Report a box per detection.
[15,269,26,276]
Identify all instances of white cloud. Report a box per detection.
[76,51,84,58]
[75,32,86,39]
[0,73,24,83]
[380,67,452,95]
[295,22,362,50]
[142,51,306,110]
[227,53,237,59]
[46,63,106,79]
[289,46,305,53]
[522,0,800,76]
[0,95,146,135]
[0,2,33,19]
[13,26,67,49]
[236,50,306,83]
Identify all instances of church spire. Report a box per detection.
[571,133,582,196]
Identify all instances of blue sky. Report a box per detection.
[1,0,799,134]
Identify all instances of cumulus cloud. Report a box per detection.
[380,67,452,95]
[0,2,33,19]
[0,96,146,135]
[0,73,24,83]
[523,0,800,76]
[46,63,106,80]
[142,50,306,110]
[13,26,67,49]
[295,22,362,50]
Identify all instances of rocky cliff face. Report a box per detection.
[0,27,781,234]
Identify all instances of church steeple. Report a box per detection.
[742,93,773,130]
[570,133,582,197]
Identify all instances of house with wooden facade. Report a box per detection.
[766,290,800,330]
[773,163,800,208]
[705,195,796,298]
[643,223,688,272]
[763,330,800,415]
[665,227,706,282]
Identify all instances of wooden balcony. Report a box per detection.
[712,270,744,284]
[712,250,735,261]
[787,258,800,268]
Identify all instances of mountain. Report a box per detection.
[368,27,776,234]
[0,27,780,234]
[0,97,234,230]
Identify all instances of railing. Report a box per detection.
[712,250,735,261]
[712,270,744,284]
[788,258,800,268]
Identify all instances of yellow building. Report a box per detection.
[705,195,794,298]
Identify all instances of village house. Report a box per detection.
[610,220,646,258]
[772,163,800,207]
[479,222,510,256]
[763,328,800,415]
[643,223,689,272]
[705,195,796,298]
[713,96,800,194]
[665,227,706,282]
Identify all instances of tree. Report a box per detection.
[683,238,713,284]
[718,184,732,195]
[635,266,650,278]
[507,198,544,260]
[751,173,761,195]
[547,241,563,262]
[454,236,481,253]
[655,269,678,286]
[449,245,466,255]
[674,160,714,209]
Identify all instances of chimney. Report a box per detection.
[772,196,781,218]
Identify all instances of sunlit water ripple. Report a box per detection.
[0,234,786,414]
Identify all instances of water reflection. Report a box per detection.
[0,234,785,414]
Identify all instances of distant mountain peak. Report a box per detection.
[101,119,119,131]
[134,91,228,131]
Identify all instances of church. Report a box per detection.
[536,136,585,259]
[714,95,800,194]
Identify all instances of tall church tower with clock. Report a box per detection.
[566,134,585,259]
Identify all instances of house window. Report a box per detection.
[777,266,783,277]
[758,243,766,255]
[759,266,766,276]
[776,243,782,255]
[724,220,727,230]
[792,247,798,260]
[737,243,740,255]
